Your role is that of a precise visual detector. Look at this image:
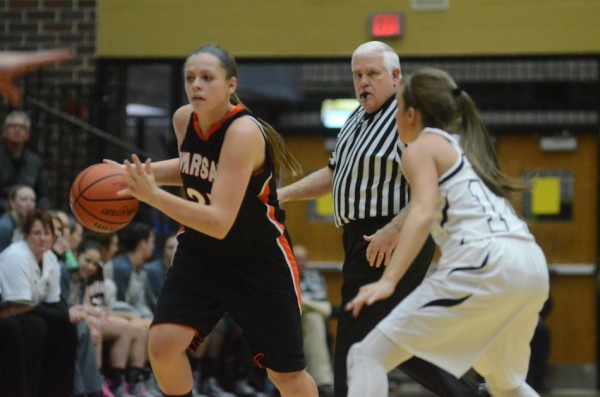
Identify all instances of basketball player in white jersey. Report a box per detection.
[345,67,549,397]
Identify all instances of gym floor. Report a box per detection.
[389,364,599,397]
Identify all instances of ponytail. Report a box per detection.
[402,68,524,199]
[231,93,302,181]
[191,45,303,181]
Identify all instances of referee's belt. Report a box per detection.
[342,215,396,235]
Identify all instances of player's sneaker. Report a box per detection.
[201,377,236,397]
[103,378,135,397]
[232,377,269,397]
[126,381,156,397]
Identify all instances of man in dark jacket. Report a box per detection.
[0,111,50,214]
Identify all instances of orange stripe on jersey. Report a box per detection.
[258,175,285,234]
[257,176,271,203]
[276,234,303,311]
[257,173,302,309]
[192,104,245,141]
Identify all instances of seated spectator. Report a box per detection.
[144,232,177,311]
[0,310,44,397]
[85,229,161,395]
[56,210,84,271]
[85,230,120,269]
[0,111,50,215]
[50,212,104,397]
[71,239,156,397]
[107,222,156,318]
[0,209,77,397]
[0,184,36,252]
[65,211,84,251]
[295,244,334,397]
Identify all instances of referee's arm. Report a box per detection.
[277,166,333,203]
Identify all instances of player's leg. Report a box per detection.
[225,236,318,397]
[399,357,486,397]
[301,311,334,387]
[474,299,542,397]
[347,328,411,397]
[475,239,548,397]
[267,368,318,397]
[148,323,197,395]
[334,226,435,397]
[148,240,225,397]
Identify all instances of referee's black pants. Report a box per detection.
[333,217,482,397]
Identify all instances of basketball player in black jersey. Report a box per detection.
[116,45,318,397]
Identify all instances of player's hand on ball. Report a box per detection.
[102,158,125,169]
[119,154,159,205]
[345,279,396,317]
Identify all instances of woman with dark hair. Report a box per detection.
[0,209,77,397]
[115,44,317,397]
[345,68,549,397]
[0,184,36,252]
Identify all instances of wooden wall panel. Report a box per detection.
[283,136,344,263]
[496,133,598,364]
[285,133,598,364]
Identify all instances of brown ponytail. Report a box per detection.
[190,45,303,181]
[401,68,524,198]
[231,93,302,180]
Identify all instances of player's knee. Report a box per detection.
[267,369,307,391]
[147,326,185,362]
[147,332,167,361]
[347,342,370,376]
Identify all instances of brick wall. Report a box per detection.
[1,0,99,211]
[0,0,97,92]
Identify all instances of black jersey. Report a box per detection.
[178,104,286,257]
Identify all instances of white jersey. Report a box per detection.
[0,240,61,304]
[424,128,533,255]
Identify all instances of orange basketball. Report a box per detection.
[69,163,139,233]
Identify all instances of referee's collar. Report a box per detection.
[363,94,396,120]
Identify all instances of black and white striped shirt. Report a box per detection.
[328,95,408,226]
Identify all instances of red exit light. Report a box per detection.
[370,13,404,38]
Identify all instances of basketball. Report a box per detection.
[69,163,139,233]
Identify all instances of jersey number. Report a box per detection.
[187,188,211,205]
[468,180,508,233]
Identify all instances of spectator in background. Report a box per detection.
[144,232,177,311]
[294,245,334,397]
[67,213,85,251]
[71,239,156,397]
[52,210,80,274]
[86,222,160,395]
[50,212,104,397]
[0,184,36,252]
[0,111,50,214]
[85,230,120,269]
[0,209,77,397]
[108,222,156,318]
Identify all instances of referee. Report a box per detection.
[278,41,488,397]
